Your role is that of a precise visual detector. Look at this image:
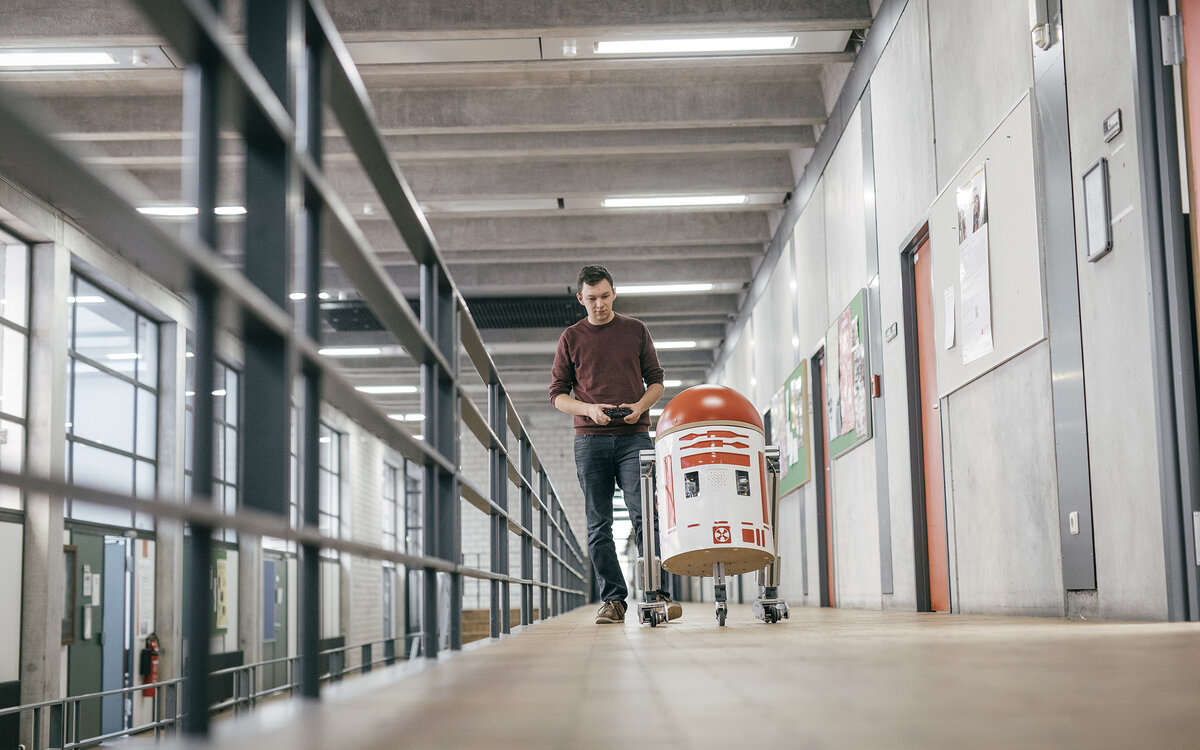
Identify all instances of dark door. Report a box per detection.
[66,532,104,741]
[812,351,835,607]
[261,555,288,690]
[913,237,951,611]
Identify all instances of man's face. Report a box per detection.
[578,279,616,325]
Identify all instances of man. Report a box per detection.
[549,265,682,624]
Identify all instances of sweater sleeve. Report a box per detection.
[548,330,575,405]
[639,320,665,387]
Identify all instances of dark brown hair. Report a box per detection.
[576,265,614,294]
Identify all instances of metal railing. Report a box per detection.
[0,637,423,749]
[0,0,588,743]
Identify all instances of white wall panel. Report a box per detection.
[1063,0,1166,620]
[793,184,829,354]
[752,240,801,412]
[868,0,937,609]
[928,0,1034,189]
[946,343,1063,616]
[823,105,869,318]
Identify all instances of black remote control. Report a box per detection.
[602,407,632,419]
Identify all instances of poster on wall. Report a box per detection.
[956,164,995,364]
[213,548,228,633]
[824,289,873,459]
[770,359,810,496]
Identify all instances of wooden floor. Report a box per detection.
[200,603,1200,749]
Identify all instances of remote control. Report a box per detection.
[602,407,633,419]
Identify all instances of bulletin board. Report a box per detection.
[825,288,873,458]
[929,92,1046,397]
[770,359,811,495]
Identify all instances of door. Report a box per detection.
[66,532,104,741]
[1179,0,1200,383]
[913,237,951,611]
[812,351,835,607]
[261,555,288,690]
[100,538,130,734]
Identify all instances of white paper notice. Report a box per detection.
[943,287,955,349]
[955,165,994,364]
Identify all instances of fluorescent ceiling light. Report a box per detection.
[595,37,796,55]
[68,295,106,304]
[0,51,118,67]
[387,413,426,422]
[106,353,141,361]
[662,380,683,388]
[649,408,664,416]
[655,341,697,350]
[212,389,227,397]
[289,292,307,300]
[136,205,246,217]
[602,195,747,208]
[619,283,713,295]
[319,347,382,357]
[356,385,418,394]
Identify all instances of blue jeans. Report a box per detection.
[574,432,665,603]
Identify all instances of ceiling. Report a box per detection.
[0,0,876,428]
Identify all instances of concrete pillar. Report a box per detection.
[19,240,69,744]
[154,323,187,680]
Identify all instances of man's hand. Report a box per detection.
[619,403,644,424]
[585,403,617,425]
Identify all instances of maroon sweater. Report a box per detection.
[549,313,665,434]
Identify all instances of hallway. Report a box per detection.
[202,606,1200,749]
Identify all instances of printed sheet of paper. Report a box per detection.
[956,165,994,364]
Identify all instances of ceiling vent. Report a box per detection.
[321,300,385,332]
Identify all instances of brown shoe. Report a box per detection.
[656,593,683,620]
[595,600,627,624]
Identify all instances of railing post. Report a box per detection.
[520,438,534,625]
[47,703,63,750]
[361,643,372,673]
[421,264,460,655]
[539,472,550,621]
[488,382,508,639]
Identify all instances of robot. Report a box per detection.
[636,384,789,627]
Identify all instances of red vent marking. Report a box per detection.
[664,456,676,531]
[681,452,750,469]
[684,440,749,450]
[687,523,700,528]
[741,528,756,544]
[680,430,743,441]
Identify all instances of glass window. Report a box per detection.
[66,273,159,529]
[318,423,341,559]
[1,241,28,327]
[0,238,29,511]
[0,326,26,420]
[0,420,25,510]
[183,354,241,543]
[382,463,398,552]
[70,361,136,453]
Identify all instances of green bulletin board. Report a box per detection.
[770,359,810,495]
[825,288,873,458]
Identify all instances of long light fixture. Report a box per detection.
[356,385,418,394]
[662,380,683,388]
[67,295,106,304]
[594,36,797,55]
[0,51,118,67]
[655,341,697,350]
[319,347,382,357]
[136,205,247,217]
[387,413,426,422]
[619,283,713,295]
[602,195,747,208]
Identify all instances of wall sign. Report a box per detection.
[825,289,872,458]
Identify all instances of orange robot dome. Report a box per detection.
[656,384,763,437]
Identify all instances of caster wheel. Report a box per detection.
[717,609,727,627]
[649,612,658,627]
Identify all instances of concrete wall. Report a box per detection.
[716,0,1176,621]
[868,0,937,610]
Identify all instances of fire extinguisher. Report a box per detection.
[139,633,160,698]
